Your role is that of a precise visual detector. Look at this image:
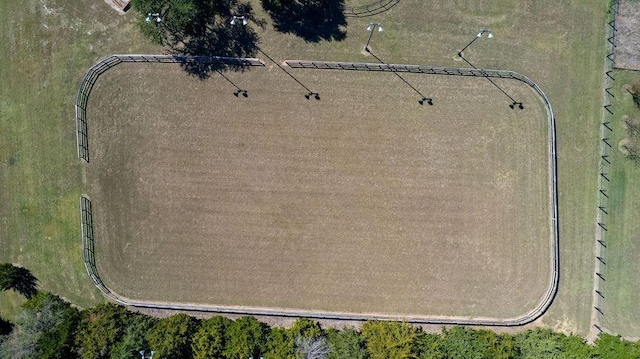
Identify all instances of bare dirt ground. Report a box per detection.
[86,61,552,320]
[614,0,640,71]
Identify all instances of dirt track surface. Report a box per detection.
[86,62,552,319]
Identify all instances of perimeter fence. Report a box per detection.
[285,59,559,327]
[80,196,119,301]
[592,0,620,335]
[344,0,400,17]
[286,60,529,81]
[80,56,559,327]
[75,55,265,163]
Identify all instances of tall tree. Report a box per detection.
[110,313,157,359]
[223,316,268,359]
[326,327,368,359]
[191,316,232,359]
[0,292,80,359]
[514,328,592,359]
[0,263,38,299]
[361,321,417,359]
[75,303,129,359]
[130,0,260,78]
[290,318,324,340]
[295,336,331,359]
[594,333,640,359]
[148,313,198,359]
[439,325,489,359]
[264,327,296,359]
[412,330,443,359]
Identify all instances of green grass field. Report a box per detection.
[600,69,640,338]
[0,0,608,336]
[0,0,157,317]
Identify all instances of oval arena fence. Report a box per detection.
[79,56,558,327]
[74,54,265,163]
[344,0,401,17]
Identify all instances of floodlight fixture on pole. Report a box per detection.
[365,22,383,52]
[367,22,383,32]
[231,15,247,26]
[477,29,494,38]
[458,29,493,57]
[145,13,162,23]
[139,350,155,359]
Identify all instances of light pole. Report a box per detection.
[458,29,493,57]
[365,22,383,52]
[457,29,523,109]
[230,15,248,26]
[145,13,162,23]
[139,350,155,359]
[363,24,432,106]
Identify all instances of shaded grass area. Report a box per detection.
[1,0,607,335]
[0,0,158,318]
[601,69,640,338]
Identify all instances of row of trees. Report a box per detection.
[2,264,640,358]
[1,292,640,358]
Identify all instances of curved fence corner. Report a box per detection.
[80,57,559,328]
[76,56,123,163]
[80,196,118,301]
[284,60,560,327]
[75,55,266,164]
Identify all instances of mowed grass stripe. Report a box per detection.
[86,63,551,319]
[0,0,108,316]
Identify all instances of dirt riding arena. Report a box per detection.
[85,60,553,321]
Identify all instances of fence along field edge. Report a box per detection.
[78,56,559,327]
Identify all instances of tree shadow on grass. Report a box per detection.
[173,8,263,79]
[261,0,347,42]
[174,2,266,79]
[133,0,262,79]
[0,264,38,299]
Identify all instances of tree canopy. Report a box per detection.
[130,0,260,78]
[326,327,368,359]
[0,292,79,359]
[223,316,268,359]
[110,313,158,359]
[361,320,417,359]
[75,303,129,359]
[3,267,640,358]
[148,313,199,359]
[192,316,232,359]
